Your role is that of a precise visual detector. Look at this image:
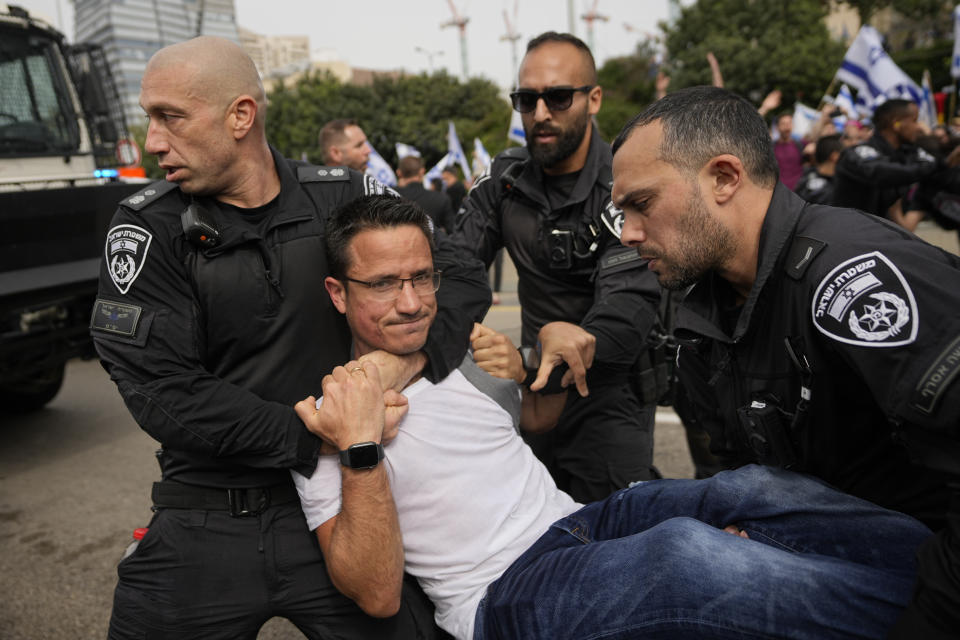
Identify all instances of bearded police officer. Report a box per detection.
[452,32,661,502]
[611,85,960,639]
[92,36,488,639]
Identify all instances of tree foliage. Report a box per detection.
[660,0,846,111]
[595,42,660,140]
[265,70,512,170]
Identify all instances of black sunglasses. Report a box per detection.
[509,85,594,114]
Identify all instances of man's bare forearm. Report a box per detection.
[322,466,404,617]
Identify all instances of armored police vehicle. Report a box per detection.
[0,4,143,411]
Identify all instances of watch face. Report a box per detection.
[346,443,382,469]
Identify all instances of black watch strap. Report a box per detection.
[338,442,385,470]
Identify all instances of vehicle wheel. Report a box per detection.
[0,364,65,412]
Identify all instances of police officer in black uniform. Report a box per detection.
[612,86,960,639]
[452,32,661,503]
[832,98,940,231]
[92,37,488,640]
[794,133,842,205]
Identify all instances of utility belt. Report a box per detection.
[630,330,677,407]
[151,480,299,517]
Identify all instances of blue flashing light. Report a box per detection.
[94,169,119,178]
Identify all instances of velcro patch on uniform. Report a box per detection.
[911,334,960,414]
[90,299,142,336]
[784,236,826,280]
[854,145,879,160]
[811,251,918,347]
[297,165,349,182]
[600,247,645,273]
[105,224,153,294]
[600,200,625,239]
[122,181,177,211]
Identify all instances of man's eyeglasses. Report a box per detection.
[344,271,442,302]
[509,86,594,114]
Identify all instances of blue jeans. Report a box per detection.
[474,465,932,639]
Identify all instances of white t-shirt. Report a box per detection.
[293,358,581,639]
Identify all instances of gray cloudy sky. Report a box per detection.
[18,0,673,89]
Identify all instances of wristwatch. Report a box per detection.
[338,442,385,470]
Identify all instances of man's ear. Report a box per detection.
[325,277,347,314]
[588,85,602,116]
[703,154,745,205]
[228,95,257,140]
[327,146,343,165]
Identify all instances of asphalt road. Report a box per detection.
[2,221,954,638]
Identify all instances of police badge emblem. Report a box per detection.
[600,200,625,239]
[811,251,918,347]
[105,224,153,294]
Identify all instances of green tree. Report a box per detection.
[265,70,512,171]
[661,0,846,112]
[596,41,660,140]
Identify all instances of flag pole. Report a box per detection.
[818,75,839,110]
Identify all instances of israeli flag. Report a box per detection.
[836,26,922,105]
[447,121,472,182]
[472,137,491,175]
[425,152,450,185]
[791,102,820,140]
[508,109,526,146]
[395,143,421,160]
[834,84,857,118]
[952,5,960,79]
[365,143,397,187]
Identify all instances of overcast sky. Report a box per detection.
[18,0,674,89]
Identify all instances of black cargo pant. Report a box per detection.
[108,499,445,640]
[523,381,656,503]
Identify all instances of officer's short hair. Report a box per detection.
[397,156,424,178]
[319,118,358,164]
[873,99,914,131]
[612,86,779,189]
[525,31,597,85]
[814,133,843,164]
[326,195,434,280]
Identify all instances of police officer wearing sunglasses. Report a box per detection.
[451,32,662,502]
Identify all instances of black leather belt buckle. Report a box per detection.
[227,487,270,517]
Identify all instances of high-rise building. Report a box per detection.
[73,0,240,125]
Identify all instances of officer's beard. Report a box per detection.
[655,185,737,291]
[526,107,591,169]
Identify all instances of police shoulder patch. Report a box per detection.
[854,145,879,160]
[600,200,624,239]
[297,165,350,183]
[811,251,918,347]
[362,174,387,196]
[105,224,153,294]
[122,181,177,211]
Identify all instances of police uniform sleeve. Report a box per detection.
[806,228,960,437]
[580,223,662,370]
[835,144,938,187]
[425,229,491,382]
[448,165,504,268]
[92,199,319,473]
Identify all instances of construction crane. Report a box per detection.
[500,1,521,86]
[442,0,470,80]
[580,0,608,53]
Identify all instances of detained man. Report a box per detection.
[294,195,931,640]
